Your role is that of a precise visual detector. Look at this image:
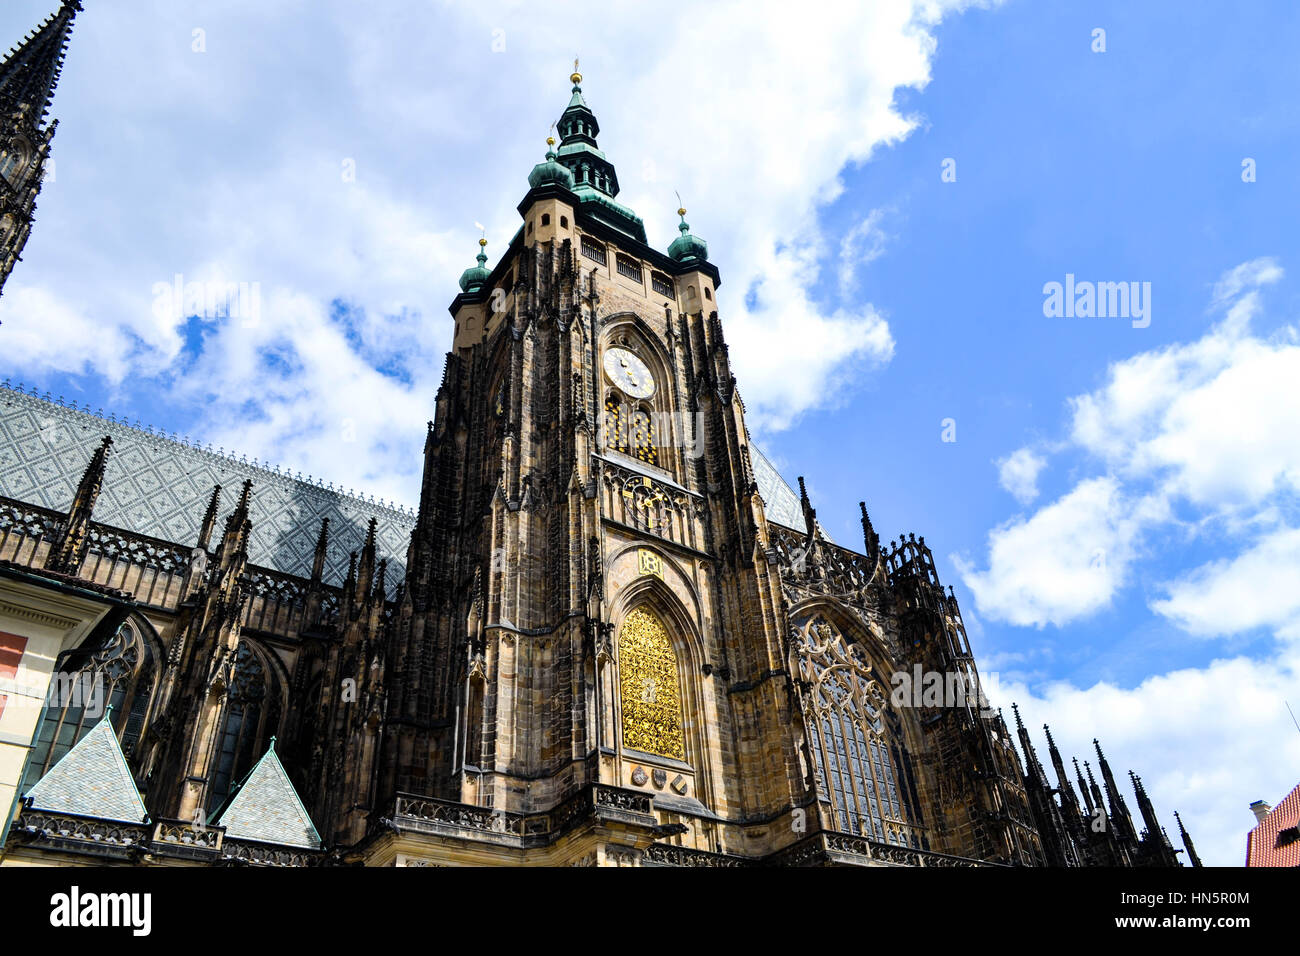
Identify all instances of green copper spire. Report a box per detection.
[554,63,617,197]
[543,63,646,241]
[668,205,708,264]
[458,236,491,293]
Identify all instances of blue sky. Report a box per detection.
[2,0,1298,865]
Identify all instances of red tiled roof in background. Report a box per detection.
[1247,781,1300,867]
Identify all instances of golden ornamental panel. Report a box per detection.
[618,607,685,760]
[637,548,663,579]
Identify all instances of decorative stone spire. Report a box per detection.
[1044,723,1081,813]
[859,501,880,560]
[1084,760,1105,817]
[197,484,221,551]
[344,550,358,607]
[310,517,330,584]
[1130,770,1179,864]
[1012,703,1046,783]
[227,478,253,528]
[1093,739,1137,843]
[797,476,818,539]
[1072,756,1093,813]
[45,434,110,574]
[0,1,81,123]
[356,517,378,600]
[1174,811,1202,867]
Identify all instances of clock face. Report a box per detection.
[604,347,655,399]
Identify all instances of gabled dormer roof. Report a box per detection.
[22,709,148,824]
[216,740,322,849]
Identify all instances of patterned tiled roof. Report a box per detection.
[1246,781,1300,867]
[749,441,805,531]
[217,743,321,849]
[0,383,413,592]
[23,714,148,823]
[0,383,809,587]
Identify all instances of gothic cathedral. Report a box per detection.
[0,6,1197,867]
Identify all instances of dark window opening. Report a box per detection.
[581,235,607,266]
[617,255,643,283]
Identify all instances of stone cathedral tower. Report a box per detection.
[0,1,79,298]
[343,69,1050,866]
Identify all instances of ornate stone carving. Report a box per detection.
[770,524,880,610]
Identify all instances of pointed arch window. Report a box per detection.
[206,641,282,815]
[19,622,155,796]
[0,143,27,184]
[794,615,926,848]
[618,607,685,760]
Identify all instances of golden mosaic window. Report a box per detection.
[618,607,685,760]
[631,407,658,466]
[605,396,627,454]
[605,396,659,467]
[794,616,926,848]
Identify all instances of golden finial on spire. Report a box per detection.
[479,237,488,248]
[571,57,582,86]
[676,190,686,218]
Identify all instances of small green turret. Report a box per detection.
[528,136,575,190]
[458,237,491,293]
[668,206,708,264]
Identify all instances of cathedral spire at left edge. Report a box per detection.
[0,1,83,298]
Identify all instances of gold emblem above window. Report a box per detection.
[637,548,663,579]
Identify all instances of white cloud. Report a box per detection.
[1152,527,1300,637]
[0,286,138,383]
[997,447,1046,505]
[963,258,1300,628]
[838,208,891,295]
[1211,256,1283,309]
[956,477,1148,627]
[0,0,1000,481]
